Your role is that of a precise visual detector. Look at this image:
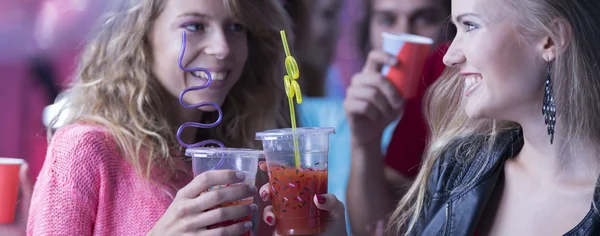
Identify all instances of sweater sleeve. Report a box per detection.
[28,125,115,236]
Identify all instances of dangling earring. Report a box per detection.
[542,62,556,144]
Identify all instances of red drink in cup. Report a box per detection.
[268,167,328,235]
[256,127,335,235]
[185,148,263,236]
[0,158,24,224]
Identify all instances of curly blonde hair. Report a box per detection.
[50,0,291,185]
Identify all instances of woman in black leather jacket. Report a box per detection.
[386,0,600,235]
[260,0,600,235]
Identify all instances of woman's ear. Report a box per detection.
[539,18,572,62]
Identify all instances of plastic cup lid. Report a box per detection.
[0,158,25,165]
[185,147,264,158]
[255,127,335,141]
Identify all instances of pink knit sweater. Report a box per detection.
[28,124,192,235]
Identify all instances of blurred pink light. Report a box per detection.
[33,0,106,54]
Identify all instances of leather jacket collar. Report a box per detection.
[409,129,600,236]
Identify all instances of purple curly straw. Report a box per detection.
[176,31,225,148]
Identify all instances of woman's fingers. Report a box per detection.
[193,184,257,212]
[259,183,271,202]
[314,194,346,221]
[201,220,253,236]
[262,205,276,226]
[185,203,257,231]
[178,170,245,199]
[258,161,268,172]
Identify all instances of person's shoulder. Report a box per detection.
[51,123,115,151]
[47,123,120,178]
[429,128,522,197]
[53,123,109,137]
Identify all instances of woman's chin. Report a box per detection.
[179,96,225,112]
[465,105,484,120]
[198,106,218,112]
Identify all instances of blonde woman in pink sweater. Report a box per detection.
[27,0,294,235]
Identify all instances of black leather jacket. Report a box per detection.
[408,129,600,236]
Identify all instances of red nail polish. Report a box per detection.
[317,194,326,204]
[266,216,274,224]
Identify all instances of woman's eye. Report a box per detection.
[183,23,205,32]
[463,21,479,32]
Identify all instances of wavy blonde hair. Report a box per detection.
[49,0,291,185]
[389,0,600,234]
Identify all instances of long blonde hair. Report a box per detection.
[49,0,291,185]
[389,0,600,234]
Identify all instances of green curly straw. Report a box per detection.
[280,30,302,168]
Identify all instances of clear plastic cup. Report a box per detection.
[0,158,24,224]
[256,127,335,235]
[185,148,263,235]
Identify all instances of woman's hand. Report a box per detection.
[257,162,348,236]
[149,170,258,236]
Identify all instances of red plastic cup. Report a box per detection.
[380,32,433,99]
[0,158,24,224]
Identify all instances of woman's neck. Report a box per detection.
[516,114,600,186]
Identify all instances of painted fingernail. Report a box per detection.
[236,171,246,180]
[316,194,326,204]
[244,221,253,229]
[260,191,268,201]
[266,216,274,224]
[249,204,258,212]
[248,185,258,194]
